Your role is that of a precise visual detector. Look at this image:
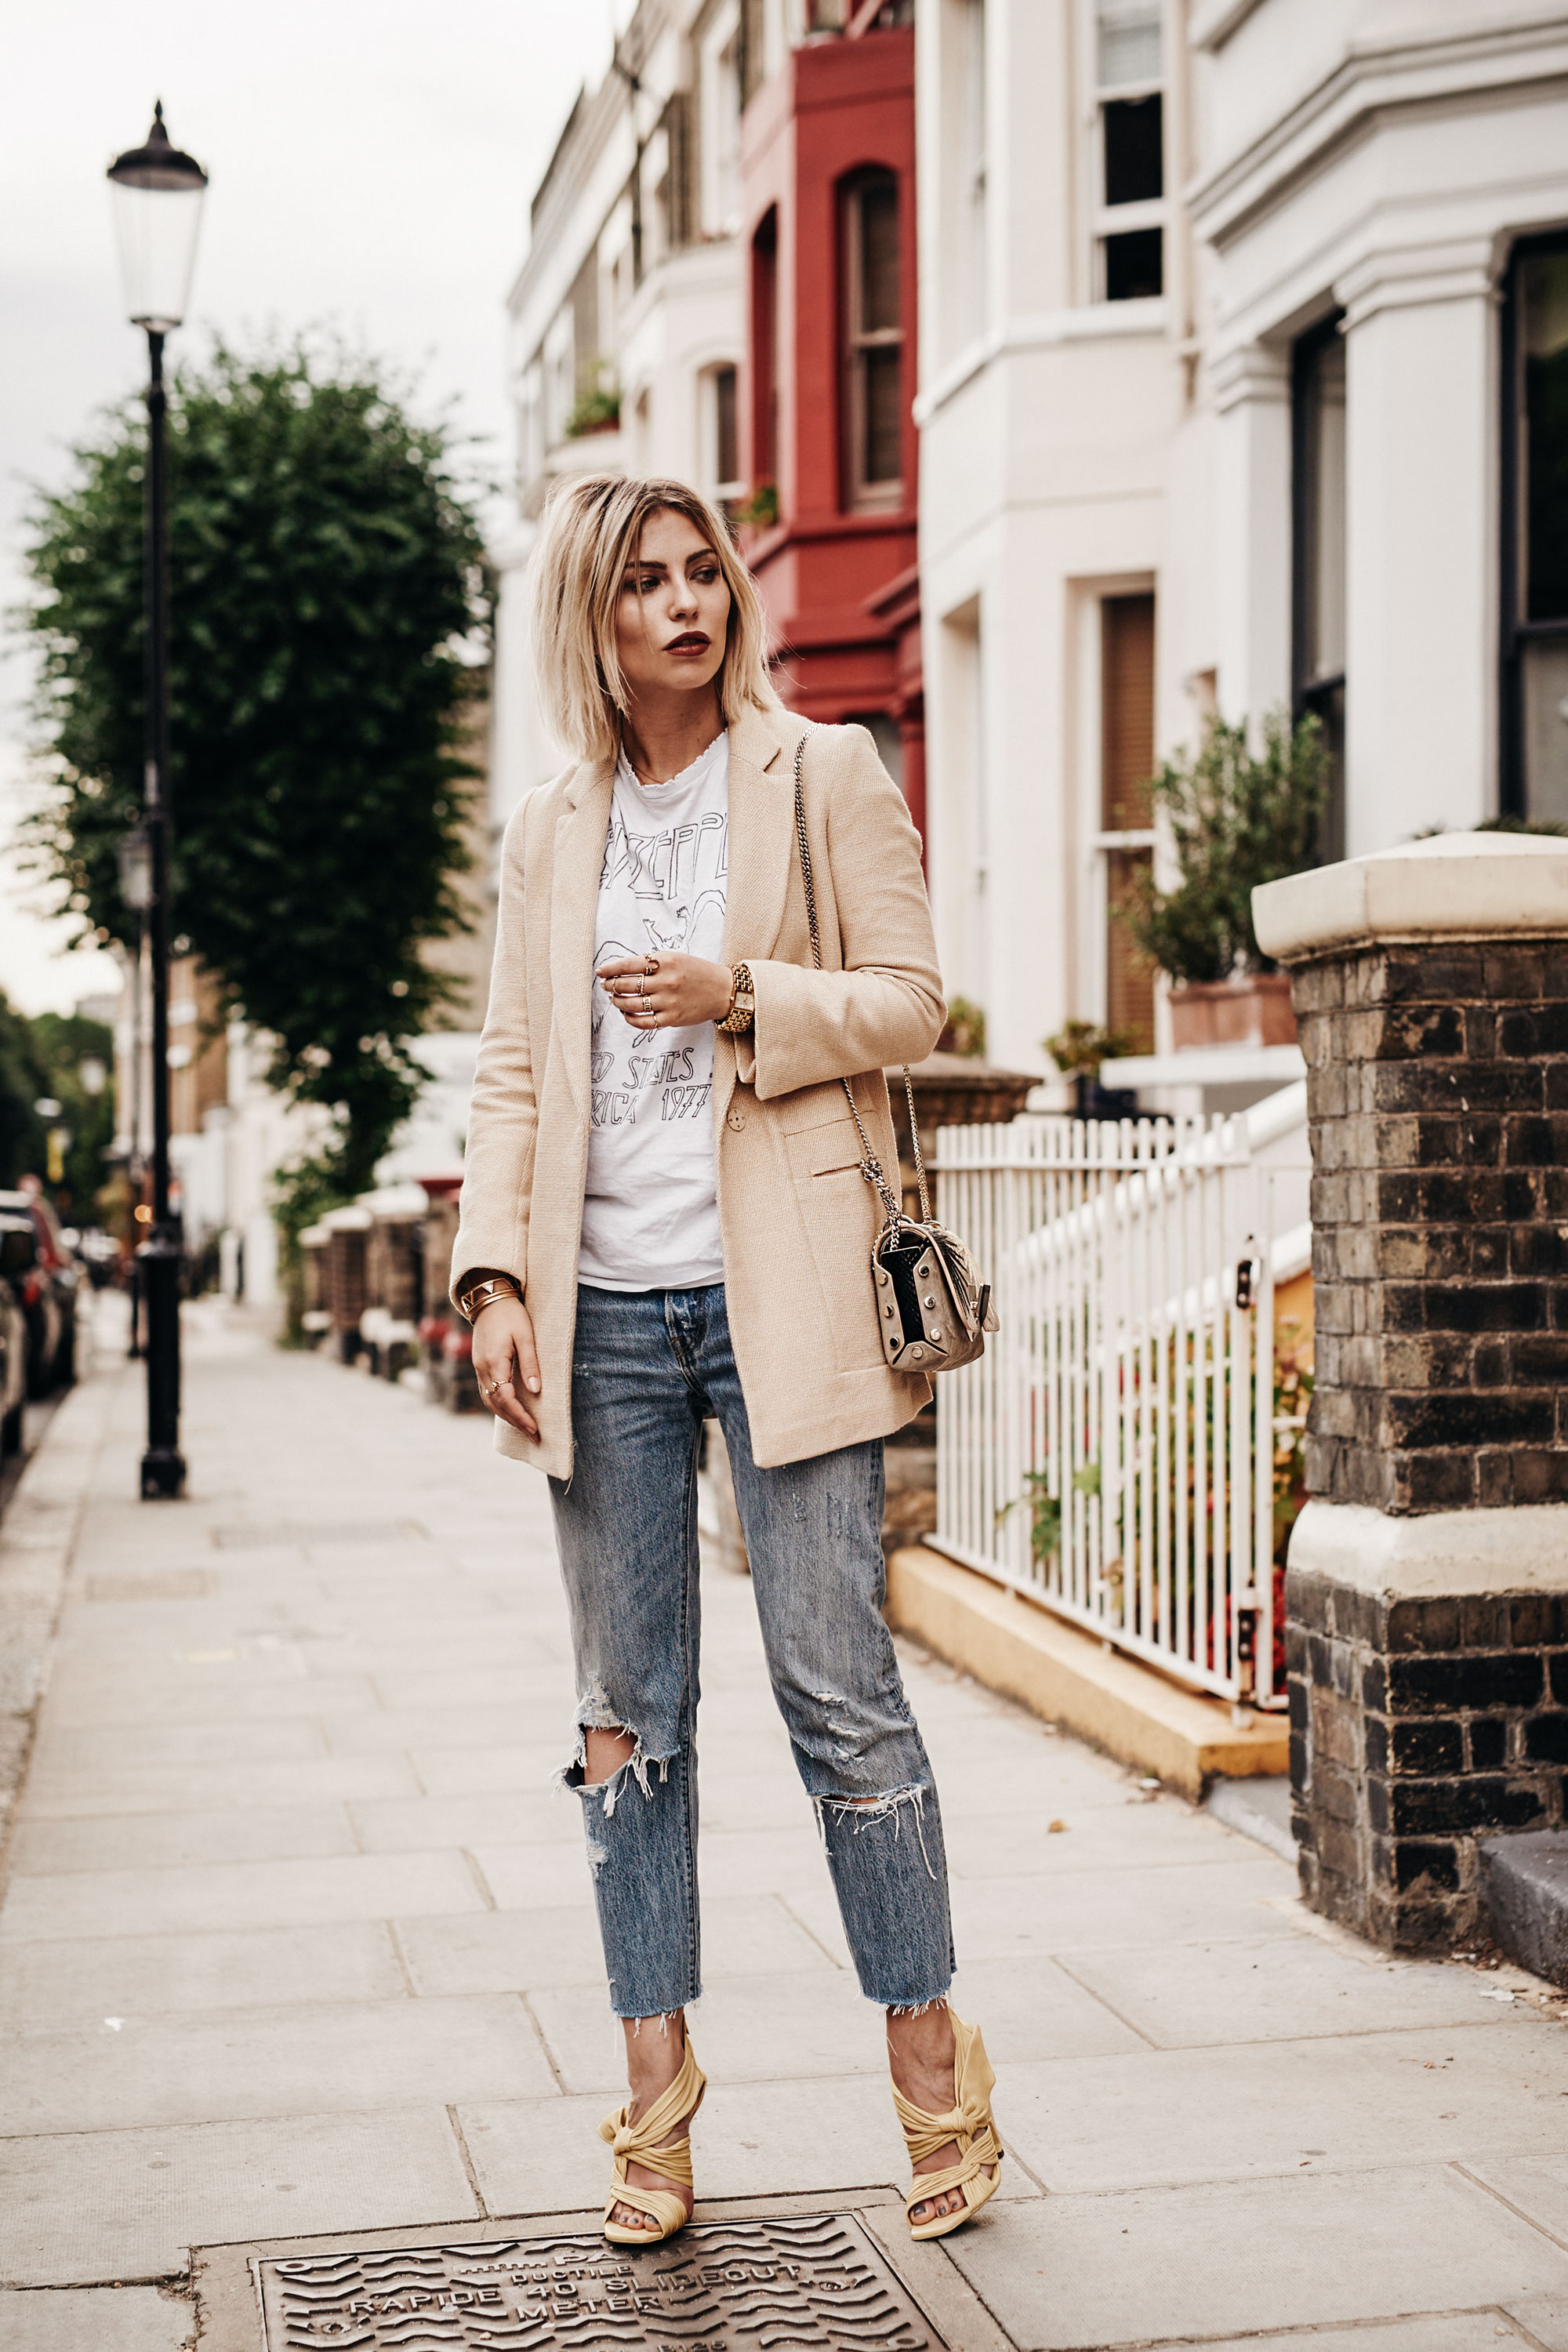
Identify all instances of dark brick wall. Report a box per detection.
[1294,941,1568,1514]
[1287,1565,1568,1947]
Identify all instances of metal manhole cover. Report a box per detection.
[254,2212,946,2348]
[211,1519,426,1549]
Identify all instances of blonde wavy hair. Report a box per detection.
[528,473,782,764]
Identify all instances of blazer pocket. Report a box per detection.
[784,1120,884,1369]
[787,1119,866,1179]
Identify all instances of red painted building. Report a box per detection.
[738,8,924,837]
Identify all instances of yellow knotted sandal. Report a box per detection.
[892,2009,1004,2242]
[598,2032,706,2246]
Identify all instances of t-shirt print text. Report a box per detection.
[590,798,728,1134]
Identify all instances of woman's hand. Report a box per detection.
[470,1294,542,1439]
[597,953,733,1030]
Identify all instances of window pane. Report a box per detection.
[1104,226,1162,302]
[1103,95,1162,205]
[1102,593,1155,831]
[863,344,902,483]
[715,365,737,486]
[858,176,900,335]
[1097,0,1160,89]
[1107,849,1155,1051]
[1523,250,1568,622]
[1303,335,1346,682]
[1522,637,1568,822]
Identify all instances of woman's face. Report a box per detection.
[614,508,732,707]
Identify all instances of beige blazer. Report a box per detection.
[451,707,946,1476]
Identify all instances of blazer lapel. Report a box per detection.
[722,706,796,969]
[550,754,615,1120]
[714,707,799,1126]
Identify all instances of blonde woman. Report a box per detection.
[451,474,1001,2248]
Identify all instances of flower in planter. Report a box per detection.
[939,996,987,1058]
[1120,710,1329,985]
[564,384,622,438]
[1043,1018,1136,1077]
[735,479,779,528]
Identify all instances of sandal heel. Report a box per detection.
[892,2009,1003,2242]
[599,2034,706,2245]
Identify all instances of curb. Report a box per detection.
[0,1319,120,1883]
[885,1543,1288,1799]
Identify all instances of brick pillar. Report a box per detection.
[1254,837,1568,1951]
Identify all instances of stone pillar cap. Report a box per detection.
[1253,831,1568,963]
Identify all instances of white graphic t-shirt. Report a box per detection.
[578,730,730,1291]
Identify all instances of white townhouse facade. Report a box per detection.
[489,0,749,834]
[915,0,1568,1084]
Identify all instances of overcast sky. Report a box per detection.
[1,0,615,1015]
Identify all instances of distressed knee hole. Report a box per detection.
[583,1725,637,1784]
[814,1781,938,1880]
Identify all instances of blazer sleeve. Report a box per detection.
[449,793,539,1306]
[735,724,946,1102]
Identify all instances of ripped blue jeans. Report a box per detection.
[549,1281,955,2020]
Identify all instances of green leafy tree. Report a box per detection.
[1121,710,1329,983]
[0,994,49,1191]
[22,339,489,1211]
[28,1010,116,1220]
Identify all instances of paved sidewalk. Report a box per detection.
[2,1301,1567,2349]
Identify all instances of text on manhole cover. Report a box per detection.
[255,2211,944,2348]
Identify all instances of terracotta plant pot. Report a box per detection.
[1167,971,1298,1051]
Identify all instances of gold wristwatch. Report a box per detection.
[715,961,755,1034]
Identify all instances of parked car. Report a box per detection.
[0,1196,76,1394]
[0,1258,26,1455]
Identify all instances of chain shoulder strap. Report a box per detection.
[791,728,931,1225]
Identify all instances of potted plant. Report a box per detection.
[1043,1019,1138,1120]
[1120,710,1327,1051]
[564,382,621,439]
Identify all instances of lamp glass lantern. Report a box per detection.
[118,822,154,912]
[107,102,208,331]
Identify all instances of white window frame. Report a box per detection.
[699,358,745,505]
[1080,0,1167,308]
[542,308,575,450]
[699,1,742,239]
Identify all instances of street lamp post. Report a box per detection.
[107,103,208,1501]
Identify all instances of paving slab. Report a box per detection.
[6,1802,358,1875]
[36,1670,377,1727]
[0,2107,477,2287]
[1060,1933,1507,2047]
[0,2284,194,2350]
[405,1742,564,1795]
[458,2072,1040,2219]
[27,1715,325,1772]
[1466,2152,1568,2245]
[943,2165,1568,2349]
[945,1798,1257,1877]
[996,2018,1565,2194]
[0,1990,557,2135]
[14,1751,422,1817]
[348,1789,576,1853]
[0,1921,408,2027]
[1142,2315,1541,2352]
[393,1890,836,1998]
[1506,2301,1568,2350]
[0,1849,484,1943]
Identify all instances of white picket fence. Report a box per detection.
[931,1108,1295,1708]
